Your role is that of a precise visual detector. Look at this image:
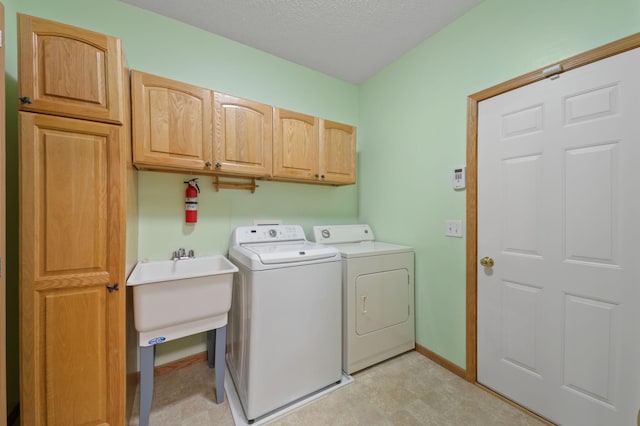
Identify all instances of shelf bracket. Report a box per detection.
[213,176,258,193]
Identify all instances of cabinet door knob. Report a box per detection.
[215,162,222,169]
[19,96,32,104]
[205,161,212,168]
[314,174,319,178]
[320,175,325,179]
[106,283,119,293]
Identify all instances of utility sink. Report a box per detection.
[126,255,238,347]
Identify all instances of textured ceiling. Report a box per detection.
[119,0,483,84]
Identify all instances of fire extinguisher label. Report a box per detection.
[185,198,198,210]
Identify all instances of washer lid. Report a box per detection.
[330,240,413,258]
[241,241,339,264]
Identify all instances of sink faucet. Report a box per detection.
[172,248,195,260]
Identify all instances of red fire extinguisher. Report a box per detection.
[184,178,200,223]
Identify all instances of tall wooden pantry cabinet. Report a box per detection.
[18,14,128,425]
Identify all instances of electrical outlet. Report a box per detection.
[445,220,463,238]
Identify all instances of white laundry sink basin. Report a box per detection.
[126,255,238,346]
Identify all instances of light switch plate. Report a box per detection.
[446,220,463,237]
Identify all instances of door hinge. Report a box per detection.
[542,63,563,80]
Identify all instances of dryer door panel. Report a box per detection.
[355,269,409,335]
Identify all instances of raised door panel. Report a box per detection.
[320,120,356,185]
[19,112,124,426]
[42,287,108,426]
[214,93,272,177]
[17,14,124,124]
[273,108,318,180]
[131,71,213,172]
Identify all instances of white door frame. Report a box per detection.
[465,33,640,388]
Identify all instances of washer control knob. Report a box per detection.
[269,229,277,238]
[321,229,330,239]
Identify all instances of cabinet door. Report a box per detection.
[214,93,272,177]
[320,120,357,184]
[19,112,124,426]
[17,14,124,124]
[273,108,319,181]
[131,71,213,172]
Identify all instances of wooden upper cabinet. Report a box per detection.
[320,120,357,184]
[273,109,356,185]
[273,108,319,180]
[131,70,213,172]
[214,93,272,177]
[128,69,355,184]
[19,112,125,426]
[17,14,125,124]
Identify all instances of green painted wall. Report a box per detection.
[5,0,640,416]
[358,0,640,368]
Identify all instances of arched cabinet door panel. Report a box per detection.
[320,120,356,185]
[273,108,319,181]
[18,14,125,124]
[131,70,213,172]
[214,92,273,178]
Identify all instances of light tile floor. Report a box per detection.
[128,351,546,425]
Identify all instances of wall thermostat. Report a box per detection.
[452,166,466,189]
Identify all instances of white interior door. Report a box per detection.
[477,48,640,425]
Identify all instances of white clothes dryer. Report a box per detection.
[312,224,415,374]
[227,225,342,421]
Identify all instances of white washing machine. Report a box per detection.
[312,224,415,374]
[227,225,342,421]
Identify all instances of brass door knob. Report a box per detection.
[480,256,494,267]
